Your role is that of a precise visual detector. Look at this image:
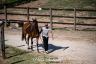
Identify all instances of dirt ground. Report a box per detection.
[0,58,5,64]
[4,27,96,64]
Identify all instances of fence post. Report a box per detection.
[4,5,7,27]
[0,30,1,56]
[1,22,5,59]
[74,8,76,30]
[27,7,29,21]
[50,8,53,30]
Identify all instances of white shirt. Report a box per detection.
[42,27,51,37]
[0,21,3,24]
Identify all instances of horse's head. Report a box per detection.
[32,18,39,29]
[32,18,38,23]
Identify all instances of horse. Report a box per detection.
[22,19,40,52]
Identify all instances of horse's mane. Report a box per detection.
[33,19,39,32]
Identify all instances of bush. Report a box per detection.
[0,0,37,9]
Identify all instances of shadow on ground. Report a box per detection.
[38,43,69,53]
[11,60,25,64]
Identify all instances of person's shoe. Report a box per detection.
[45,51,48,54]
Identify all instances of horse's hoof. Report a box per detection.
[37,50,39,53]
[31,47,34,51]
[31,49,34,51]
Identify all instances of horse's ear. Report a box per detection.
[35,18,37,20]
[32,18,34,21]
[32,18,37,21]
[34,18,37,21]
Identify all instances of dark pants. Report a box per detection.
[42,36,49,51]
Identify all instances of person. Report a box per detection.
[40,23,53,53]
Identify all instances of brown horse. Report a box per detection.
[22,19,40,52]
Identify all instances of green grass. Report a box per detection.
[42,0,96,9]
[1,0,96,9]
[0,0,34,4]
[5,45,54,64]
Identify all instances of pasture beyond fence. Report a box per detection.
[0,6,96,30]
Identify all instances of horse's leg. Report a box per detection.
[27,35,30,49]
[25,34,28,44]
[31,37,33,51]
[36,38,39,52]
[24,33,27,41]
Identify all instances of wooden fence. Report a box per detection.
[0,6,96,30]
[0,6,96,58]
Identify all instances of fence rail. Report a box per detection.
[0,6,96,29]
[10,7,96,11]
[0,19,96,26]
[0,12,96,19]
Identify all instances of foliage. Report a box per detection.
[0,0,36,4]
[1,0,96,9]
[0,0,36,8]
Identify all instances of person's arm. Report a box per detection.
[39,27,42,34]
[39,27,43,43]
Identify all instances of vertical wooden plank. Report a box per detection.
[1,22,5,59]
[27,7,29,21]
[74,8,76,30]
[0,22,4,55]
[4,5,7,27]
[0,22,2,56]
[50,8,53,30]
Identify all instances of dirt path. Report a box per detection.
[5,28,96,64]
[0,58,5,64]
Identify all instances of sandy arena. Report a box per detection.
[4,27,96,64]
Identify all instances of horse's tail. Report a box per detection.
[22,22,25,41]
